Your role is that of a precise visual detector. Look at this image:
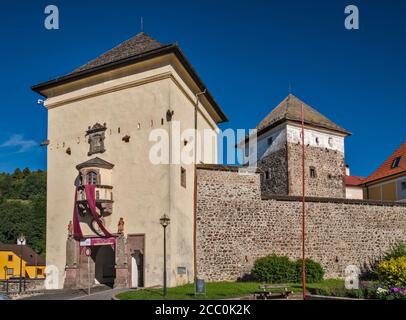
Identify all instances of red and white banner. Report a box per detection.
[80,237,116,247]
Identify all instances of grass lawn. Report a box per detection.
[116,279,344,300]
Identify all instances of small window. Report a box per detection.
[86,171,98,185]
[401,181,406,191]
[265,170,271,180]
[7,268,13,275]
[328,174,332,179]
[267,137,273,146]
[37,268,43,276]
[8,255,13,262]
[181,167,186,188]
[96,190,100,200]
[161,118,164,125]
[315,137,319,145]
[328,137,333,147]
[391,156,402,169]
[310,167,316,178]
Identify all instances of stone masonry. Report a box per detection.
[287,143,346,198]
[196,167,406,281]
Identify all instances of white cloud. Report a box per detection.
[0,134,37,153]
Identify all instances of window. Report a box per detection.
[315,137,319,145]
[6,268,13,275]
[328,137,333,147]
[8,255,13,262]
[310,167,316,178]
[37,268,43,276]
[86,171,98,185]
[265,170,271,180]
[96,190,100,200]
[402,181,406,191]
[391,156,402,169]
[267,137,273,146]
[181,167,186,188]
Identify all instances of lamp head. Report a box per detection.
[159,214,170,227]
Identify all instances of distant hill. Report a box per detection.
[0,168,46,256]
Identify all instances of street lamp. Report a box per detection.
[17,234,26,294]
[159,214,170,297]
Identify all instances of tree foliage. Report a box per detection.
[0,169,46,256]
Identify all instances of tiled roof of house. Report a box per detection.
[71,32,165,74]
[345,175,365,186]
[31,32,228,123]
[256,94,350,135]
[364,140,406,184]
[76,157,115,170]
[0,244,45,266]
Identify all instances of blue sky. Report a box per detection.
[0,0,405,177]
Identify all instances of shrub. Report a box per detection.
[295,258,325,283]
[252,255,325,284]
[384,243,406,260]
[252,255,296,283]
[375,257,406,287]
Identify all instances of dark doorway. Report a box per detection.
[127,234,145,288]
[92,245,116,287]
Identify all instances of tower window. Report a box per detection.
[181,167,186,188]
[265,170,271,180]
[8,255,13,262]
[401,181,406,191]
[86,171,98,185]
[267,137,273,146]
[391,156,402,169]
[309,167,316,178]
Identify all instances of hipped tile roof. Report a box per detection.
[364,140,406,184]
[71,32,165,74]
[256,94,350,135]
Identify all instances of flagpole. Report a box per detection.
[301,103,307,300]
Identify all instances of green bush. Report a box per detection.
[295,258,325,283]
[252,255,325,283]
[252,255,296,283]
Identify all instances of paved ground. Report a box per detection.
[21,285,129,300]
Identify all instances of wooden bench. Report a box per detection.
[254,285,293,300]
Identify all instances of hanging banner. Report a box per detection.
[80,237,116,247]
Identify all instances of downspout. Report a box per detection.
[193,89,206,281]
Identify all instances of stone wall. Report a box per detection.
[196,168,406,281]
[0,279,45,294]
[287,143,345,198]
[258,146,288,195]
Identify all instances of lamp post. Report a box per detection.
[17,234,26,294]
[159,214,170,297]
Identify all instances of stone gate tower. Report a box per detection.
[247,94,350,198]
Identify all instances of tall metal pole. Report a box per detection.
[163,226,167,297]
[301,103,307,300]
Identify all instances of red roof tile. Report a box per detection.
[364,140,406,184]
[345,175,365,186]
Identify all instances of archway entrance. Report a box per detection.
[92,245,116,287]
